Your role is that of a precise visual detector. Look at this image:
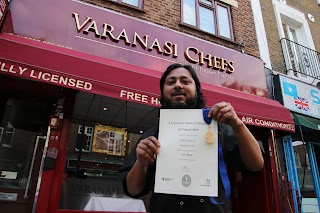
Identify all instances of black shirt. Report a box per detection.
[119,124,244,213]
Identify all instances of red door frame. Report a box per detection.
[35,90,75,213]
[268,130,282,213]
[0,75,61,213]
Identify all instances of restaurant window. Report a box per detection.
[75,125,93,152]
[182,0,233,40]
[110,0,143,9]
[292,141,316,198]
[59,91,159,211]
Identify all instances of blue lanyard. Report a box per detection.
[202,108,231,204]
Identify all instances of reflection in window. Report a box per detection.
[182,0,233,39]
[199,6,215,34]
[217,5,231,39]
[183,0,196,26]
[76,125,93,152]
[293,141,315,198]
[111,0,141,8]
[60,91,159,210]
[294,151,301,167]
[122,0,139,7]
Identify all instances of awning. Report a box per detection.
[0,33,162,104]
[292,113,320,131]
[292,113,320,142]
[202,84,295,132]
[0,33,295,133]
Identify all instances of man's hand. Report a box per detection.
[207,101,264,171]
[136,136,161,168]
[208,102,242,129]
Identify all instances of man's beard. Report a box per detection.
[160,95,198,109]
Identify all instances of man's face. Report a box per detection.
[161,67,197,109]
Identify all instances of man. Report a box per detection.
[119,63,264,213]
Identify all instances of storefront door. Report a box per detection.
[0,88,53,212]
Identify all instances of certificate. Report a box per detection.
[154,109,218,197]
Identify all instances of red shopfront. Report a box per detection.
[0,0,295,213]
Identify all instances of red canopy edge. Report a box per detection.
[0,33,295,132]
[202,84,295,132]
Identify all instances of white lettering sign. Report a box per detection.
[0,61,92,91]
[241,116,295,131]
[120,90,160,106]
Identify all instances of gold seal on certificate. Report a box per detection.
[205,128,214,144]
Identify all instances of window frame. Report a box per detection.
[110,0,144,10]
[76,125,94,152]
[181,0,234,40]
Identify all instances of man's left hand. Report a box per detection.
[208,102,242,129]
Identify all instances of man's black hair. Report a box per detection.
[159,63,206,108]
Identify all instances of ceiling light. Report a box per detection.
[103,107,107,111]
[140,130,143,134]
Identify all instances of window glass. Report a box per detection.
[200,0,212,6]
[293,141,316,198]
[122,0,139,7]
[59,91,159,210]
[217,5,231,39]
[183,0,196,26]
[0,96,52,190]
[182,0,233,40]
[199,6,215,34]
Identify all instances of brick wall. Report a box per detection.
[83,0,261,58]
[285,0,320,52]
[260,0,320,74]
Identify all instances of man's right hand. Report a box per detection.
[136,136,161,168]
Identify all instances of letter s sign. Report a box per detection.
[310,90,320,104]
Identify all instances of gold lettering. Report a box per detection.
[226,61,234,73]
[101,23,117,41]
[184,47,199,64]
[148,38,163,54]
[173,43,178,58]
[219,58,226,71]
[116,29,131,45]
[212,56,221,70]
[199,52,213,67]
[72,13,92,32]
[163,41,173,56]
[132,32,148,49]
[83,21,101,37]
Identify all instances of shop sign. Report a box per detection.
[0,59,161,107]
[279,75,320,119]
[2,0,267,97]
[0,0,8,27]
[119,89,160,106]
[0,60,92,91]
[59,178,124,209]
[73,13,235,74]
[241,116,295,132]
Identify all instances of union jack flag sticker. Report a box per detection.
[294,97,309,111]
